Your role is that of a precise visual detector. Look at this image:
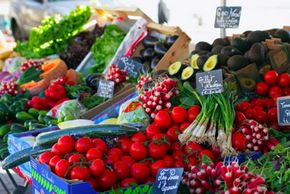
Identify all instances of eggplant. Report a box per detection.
[143,36,158,48]
[165,35,178,47]
[154,43,168,55]
[142,48,155,59]
[150,56,160,70]
[131,56,143,63]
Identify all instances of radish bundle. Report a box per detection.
[178,85,236,156]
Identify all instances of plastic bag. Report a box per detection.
[3,57,26,74]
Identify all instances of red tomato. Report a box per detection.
[92,138,108,154]
[108,148,123,159]
[253,106,264,112]
[75,137,93,153]
[255,82,269,96]
[152,133,171,145]
[68,153,86,163]
[55,159,69,178]
[113,161,130,180]
[146,123,160,139]
[90,159,105,177]
[88,178,98,190]
[148,142,168,160]
[173,160,185,168]
[106,154,119,165]
[283,87,290,96]
[254,111,268,124]
[70,166,90,181]
[120,155,135,168]
[236,101,252,113]
[97,170,117,191]
[130,163,150,183]
[131,132,147,142]
[264,70,278,85]
[171,106,187,123]
[199,150,215,163]
[245,108,255,119]
[130,142,148,160]
[232,132,246,152]
[187,105,201,122]
[235,111,246,127]
[51,143,62,155]
[171,141,182,152]
[278,73,290,87]
[120,177,137,188]
[184,142,201,155]
[162,155,174,168]
[269,86,282,99]
[268,107,278,122]
[38,152,54,164]
[86,148,102,161]
[166,127,180,141]
[49,155,61,170]
[173,150,185,161]
[141,159,153,167]
[154,110,172,128]
[187,155,198,167]
[120,139,133,154]
[179,122,190,133]
[150,160,167,177]
[57,135,75,154]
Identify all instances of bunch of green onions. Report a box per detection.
[178,85,236,156]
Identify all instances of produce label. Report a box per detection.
[214,6,242,28]
[96,79,115,99]
[196,69,224,95]
[277,96,290,126]
[117,56,143,78]
[152,168,183,194]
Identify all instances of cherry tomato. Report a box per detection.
[130,142,148,160]
[88,178,98,190]
[264,70,278,85]
[49,155,61,171]
[86,148,102,161]
[120,139,133,154]
[255,82,269,96]
[171,106,187,124]
[51,143,62,155]
[38,152,54,164]
[108,148,123,159]
[235,111,246,127]
[187,155,198,167]
[171,141,182,152]
[283,87,290,96]
[120,177,137,188]
[162,155,174,168]
[187,105,201,122]
[120,155,135,168]
[68,153,86,163]
[92,138,108,154]
[148,142,168,160]
[268,107,278,122]
[184,142,201,155]
[106,154,119,165]
[130,163,150,183]
[232,132,246,152]
[236,101,252,113]
[90,159,105,177]
[113,161,130,180]
[152,133,171,144]
[173,150,185,161]
[254,110,268,124]
[269,86,282,99]
[57,135,75,154]
[245,108,255,119]
[166,127,180,141]
[55,159,69,178]
[173,160,185,168]
[131,132,147,142]
[97,169,117,191]
[151,160,167,177]
[154,110,172,128]
[70,165,90,181]
[199,150,215,162]
[146,123,160,139]
[179,122,190,133]
[75,137,93,153]
[278,73,290,87]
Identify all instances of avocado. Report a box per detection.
[168,61,185,77]
[181,66,195,81]
[246,30,270,44]
[259,64,271,75]
[274,29,290,42]
[203,55,219,72]
[218,54,229,66]
[198,50,209,56]
[190,54,199,69]
[248,43,266,63]
[239,77,256,91]
[195,41,212,51]
[211,45,224,54]
[221,46,242,57]
[212,38,229,47]
[230,38,250,53]
[227,55,250,71]
[197,55,208,69]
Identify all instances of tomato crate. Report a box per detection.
[30,157,153,194]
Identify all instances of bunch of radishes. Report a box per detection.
[136,75,152,90]
[182,161,273,194]
[20,59,43,72]
[0,80,20,96]
[105,64,128,84]
[137,75,178,118]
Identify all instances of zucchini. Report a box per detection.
[29,123,47,130]
[36,124,138,147]
[2,146,51,170]
[0,124,11,137]
[16,111,35,122]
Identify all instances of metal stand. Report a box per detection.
[220,0,226,38]
[0,176,10,194]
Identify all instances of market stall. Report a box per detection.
[0,5,289,194]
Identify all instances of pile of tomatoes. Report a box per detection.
[37,106,218,192]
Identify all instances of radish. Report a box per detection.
[229,187,241,194]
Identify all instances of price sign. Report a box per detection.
[117,56,143,78]
[152,168,183,194]
[277,96,290,126]
[196,69,224,95]
[96,79,115,98]
[215,6,242,28]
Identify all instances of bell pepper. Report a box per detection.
[45,84,67,101]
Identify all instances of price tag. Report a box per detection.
[117,56,143,78]
[196,69,224,96]
[277,96,290,126]
[152,168,183,194]
[215,6,242,28]
[96,79,115,98]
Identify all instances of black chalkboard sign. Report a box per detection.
[214,6,242,28]
[152,168,183,194]
[96,79,115,98]
[277,96,290,126]
[196,69,224,95]
[117,56,143,78]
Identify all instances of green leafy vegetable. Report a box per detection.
[81,95,106,110]
[65,84,93,99]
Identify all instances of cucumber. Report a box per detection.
[16,111,35,122]
[28,108,39,118]
[36,124,138,147]
[0,124,11,137]
[2,146,51,170]
[29,123,47,130]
